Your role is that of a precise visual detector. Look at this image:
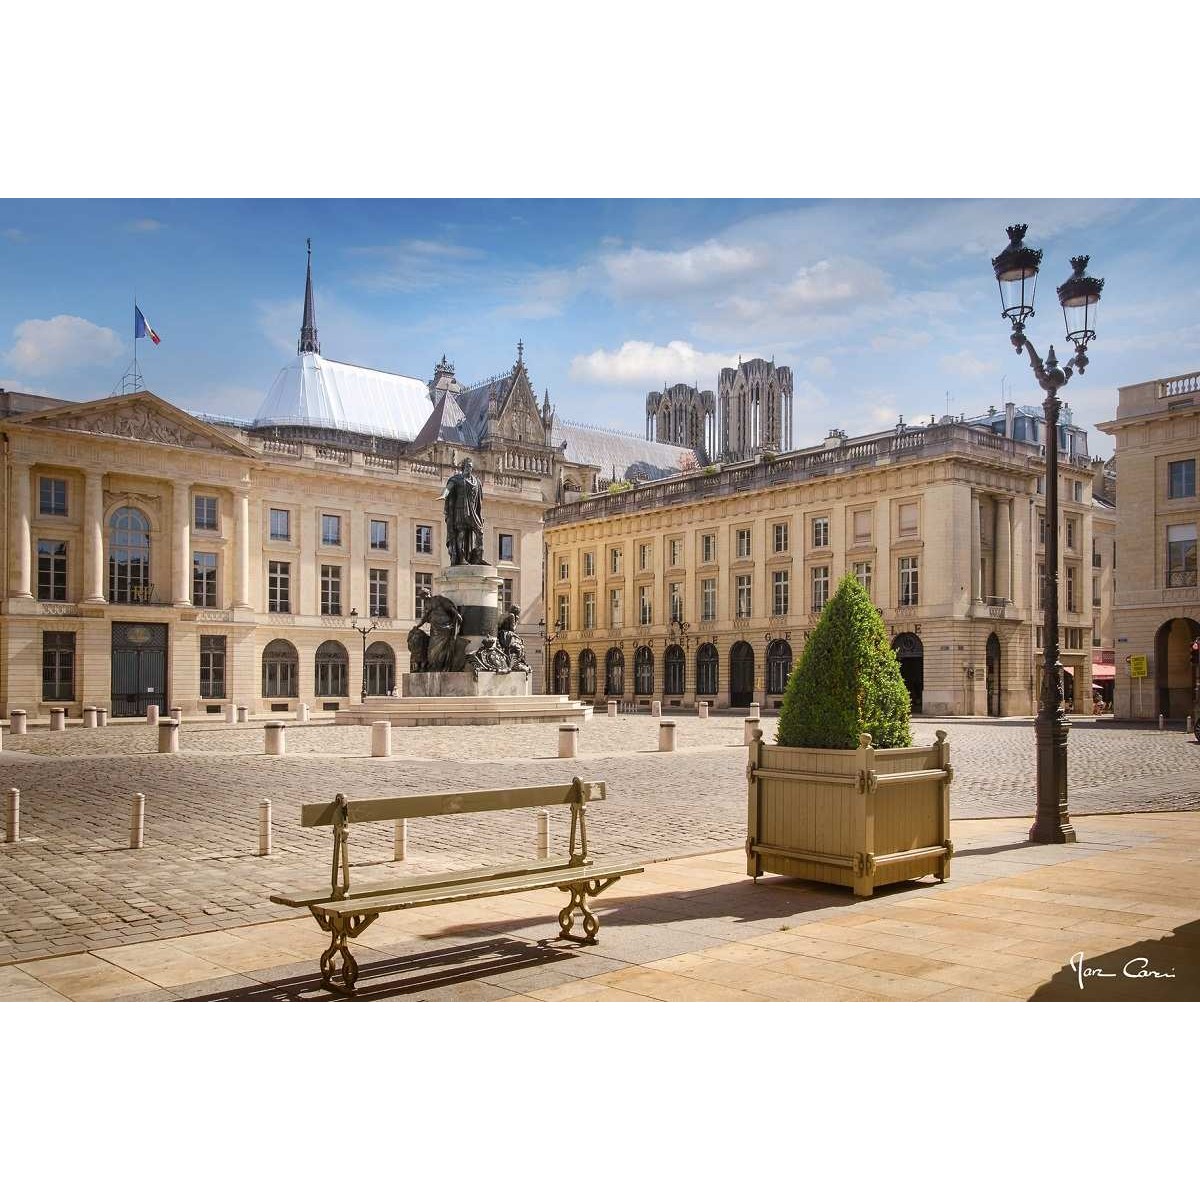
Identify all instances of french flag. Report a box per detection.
[134,305,161,345]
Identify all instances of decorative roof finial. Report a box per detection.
[516,339,524,366]
[298,238,320,355]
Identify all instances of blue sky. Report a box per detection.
[3,198,1198,457]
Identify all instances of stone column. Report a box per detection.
[172,482,191,606]
[11,460,32,598]
[996,497,1013,603]
[234,489,251,609]
[84,470,106,603]
[970,490,982,601]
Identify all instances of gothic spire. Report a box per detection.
[298,238,320,355]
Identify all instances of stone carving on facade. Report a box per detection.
[465,636,512,678]
[58,402,220,450]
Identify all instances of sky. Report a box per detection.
[3,198,1198,458]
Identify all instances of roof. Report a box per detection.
[552,417,684,482]
[410,390,470,452]
[254,352,431,441]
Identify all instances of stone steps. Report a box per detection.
[334,695,593,728]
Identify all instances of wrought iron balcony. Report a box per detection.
[1166,568,1197,588]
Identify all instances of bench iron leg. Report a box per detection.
[316,912,377,995]
[558,876,622,943]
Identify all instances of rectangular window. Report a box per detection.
[899,556,919,606]
[1036,625,1043,649]
[610,588,623,627]
[415,571,433,617]
[1038,513,1046,545]
[639,542,652,571]
[269,508,290,541]
[1066,565,1078,612]
[415,524,433,555]
[194,495,218,531]
[321,514,342,546]
[1092,577,1101,607]
[192,551,218,608]
[558,557,569,581]
[1092,619,1101,648]
[736,574,752,619]
[701,534,715,563]
[639,585,652,625]
[1166,523,1197,587]
[735,528,751,559]
[42,631,75,701]
[369,519,389,551]
[267,561,291,613]
[772,570,790,617]
[1092,538,1102,568]
[812,516,829,548]
[811,565,830,612]
[369,568,389,617]
[582,550,594,577]
[701,577,717,621]
[610,547,622,574]
[1168,459,1196,499]
[584,592,596,629]
[199,635,226,699]
[1073,480,1084,503]
[557,594,571,630]
[668,581,682,623]
[773,522,789,554]
[898,502,918,537]
[499,533,515,562]
[852,560,872,597]
[320,565,342,615]
[669,539,682,567]
[1063,627,1081,650]
[39,477,68,516]
[1066,519,1076,550]
[852,510,872,544]
[37,539,68,601]
[498,577,514,609]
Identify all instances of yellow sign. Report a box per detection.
[1128,654,1148,679]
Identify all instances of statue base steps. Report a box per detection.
[403,670,531,699]
[335,694,592,728]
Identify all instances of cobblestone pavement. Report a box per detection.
[1,715,1197,964]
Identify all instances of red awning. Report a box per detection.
[1091,662,1115,681]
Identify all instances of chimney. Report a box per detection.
[1005,401,1015,439]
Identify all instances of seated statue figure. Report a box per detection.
[497,604,531,673]
[406,625,430,673]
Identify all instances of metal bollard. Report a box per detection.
[49,708,66,732]
[157,719,180,753]
[129,793,145,850]
[558,723,579,758]
[146,704,159,725]
[536,809,550,859]
[226,702,238,725]
[659,720,677,752]
[296,702,309,725]
[394,818,407,862]
[698,701,709,719]
[607,700,617,717]
[10,710,27,735]
[744,717,761,746]
[83,706,98,728]
[5,788,18,843]
[651,700,662,718]
[371,721,392,758]
[97,708,108,728]
[258,798,272,856]
[264,722,286,755]
[237,705,249,724]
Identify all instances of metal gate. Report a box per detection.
[111,622,167,716]
[730,641,755,708]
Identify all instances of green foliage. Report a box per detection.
[606,480,633,494]
[776,574,912,749]
[702,464,719,476]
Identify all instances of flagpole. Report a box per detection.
[133,294,138,389]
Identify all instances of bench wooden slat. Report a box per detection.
[270,855,578,909]
[312,860,645,919]
[300,780,606,828]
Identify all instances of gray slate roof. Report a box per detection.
[552,417,684,482]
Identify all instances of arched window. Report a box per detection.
[364,642,396,696]
[766,639,793,694]
[262,639,298,698]
[605,647,624,695]
[578,649,596,696]
[664,644,685,695]
[108,506,151,603]
[553,650,571,695]
[315,640,349,697]
[696,643,718,695]
[634,645,654,695]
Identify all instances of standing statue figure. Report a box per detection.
[440,456,486,566]
[413,588,467,672]
[497,604,531,673]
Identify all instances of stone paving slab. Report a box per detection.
[5,811,1197,1002]
[1,716,1197,964]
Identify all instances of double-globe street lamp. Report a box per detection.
[538,615,566,695]
[348,608,378,702]
[991,223,1104,844]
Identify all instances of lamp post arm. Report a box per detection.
[1015,334,1073,396]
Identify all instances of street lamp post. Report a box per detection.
[348,608,378,702]
[539,616,566,695]
[991,224,1104,844]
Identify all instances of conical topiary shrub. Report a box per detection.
[777,574,911,749]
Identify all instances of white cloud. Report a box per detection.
[602,239,766,298]
[124,217,165,233]
[805,355,834,376]
[939,349,995,378]
[493,267,587,321]
[776,258,890,312]
[4,315,123,375]
[570,340,741,387]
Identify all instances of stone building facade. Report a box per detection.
[1098,370,1200,719]
[542,417,1103,716]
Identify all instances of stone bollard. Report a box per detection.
[659,720,677,752]
[10,711,27,735]
[49,708,66,732]
[651,700,662,718]
[296,702,309,725]
[536,809,550,859]
[1159,713,1165,731]
[264,722,286,756]
[226,702,238,725]
[83,706,98,729]
[129,793,145,850]
[750,702,761,720]
[169,706,182,723]
[558,723,579,758]
[744,717,761,746]
[394,819,407,862]
[5,788,17,843]
[371,721,392,758]
[698,701,709,719]
[1188,715,1195,735]
[146,704,159,725]
[258,799,272,856]
[157,719,180,754]
[607,700,617,717]
[237,705,248,724]
[0,725,3,752]
[97,708,108,727]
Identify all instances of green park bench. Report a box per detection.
[270,777,643,995]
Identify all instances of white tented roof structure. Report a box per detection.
[254,352,432,442]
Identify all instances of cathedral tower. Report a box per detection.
[718,358,793,460]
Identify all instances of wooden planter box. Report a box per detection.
[746,731,953,897]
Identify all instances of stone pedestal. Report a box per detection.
[436,563,503,655]
[403,670,531,698]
